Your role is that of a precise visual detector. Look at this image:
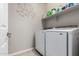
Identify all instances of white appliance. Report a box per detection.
[35,28,79,56]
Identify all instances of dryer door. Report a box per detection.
[46,31,67,56]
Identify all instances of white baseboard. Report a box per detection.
[9,48,34,56]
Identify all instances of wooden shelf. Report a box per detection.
[42,5,79,20]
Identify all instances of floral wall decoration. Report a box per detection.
[16,3,35,18]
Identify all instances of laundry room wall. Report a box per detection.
[8,3,46,54]
[45,3,79,27]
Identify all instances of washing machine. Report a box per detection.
[35,28,79,56]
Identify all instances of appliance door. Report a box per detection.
[35,31,45,55]
[46,31,67,56]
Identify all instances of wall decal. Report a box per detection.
[16,3,35,18]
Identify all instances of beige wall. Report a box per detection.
[8,3,46,54]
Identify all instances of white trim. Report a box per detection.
[9,48,34,56]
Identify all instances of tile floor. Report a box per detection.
[16,49,41,56]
